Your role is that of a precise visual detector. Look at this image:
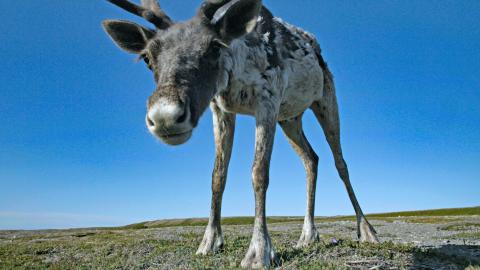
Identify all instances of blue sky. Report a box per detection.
[0,0,479,230]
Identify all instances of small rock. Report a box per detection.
[331,238,339,245]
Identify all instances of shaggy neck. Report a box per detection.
[214,47,236,96]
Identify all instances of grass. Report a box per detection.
[0,230,429,269]
[1,207,479,269]
[442,223,480,231]
[365,206,480,218]
[118,217,306,230]
[1,228,476,269]
[111,206,480,230]
[448,231,480,240]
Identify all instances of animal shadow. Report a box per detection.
[412,244,480,270]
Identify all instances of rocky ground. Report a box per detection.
[0,215,479,269]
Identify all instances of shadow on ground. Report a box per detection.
[412,245,480,270]
[275,241,480,270]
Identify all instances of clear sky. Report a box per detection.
[0,1,479,230]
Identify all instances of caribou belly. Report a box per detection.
[277,56,324,121]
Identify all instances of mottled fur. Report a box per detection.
[103,0,379,268]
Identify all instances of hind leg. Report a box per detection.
[311,96,379,243]
[279,115,320,248]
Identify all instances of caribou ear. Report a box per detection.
[102,20,155,54]
[211,0,262,43]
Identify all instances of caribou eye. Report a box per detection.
[141,54,153,70]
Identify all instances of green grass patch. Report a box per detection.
[441,223,480,231]
[101,206,480,230]
[401,217,465,224]
[111,216,306,230]
[366,206,480,218]
[1,227,477,269]
[448,231,480,240]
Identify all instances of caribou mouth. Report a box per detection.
[145,114,194,146]
[156,130,193,146]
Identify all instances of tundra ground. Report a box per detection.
[1,207,479,269]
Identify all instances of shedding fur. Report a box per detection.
[103,1,379,268]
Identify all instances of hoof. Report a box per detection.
[241,234,279,269]
[295,227,320,248]
[359,218,379,243]
[196,226,224,255]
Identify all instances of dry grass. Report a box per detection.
[1,207,479,269]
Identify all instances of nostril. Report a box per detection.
[175,108,188,124]
[147,116,155,127]
[175,102,189,124]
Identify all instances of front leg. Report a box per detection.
[241,101,279,269]
[197,103,236,255]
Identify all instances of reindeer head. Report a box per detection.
[103,0,262,145]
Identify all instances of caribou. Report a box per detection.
[103,0,379,268]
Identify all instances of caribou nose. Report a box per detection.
[146,99,189,129]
